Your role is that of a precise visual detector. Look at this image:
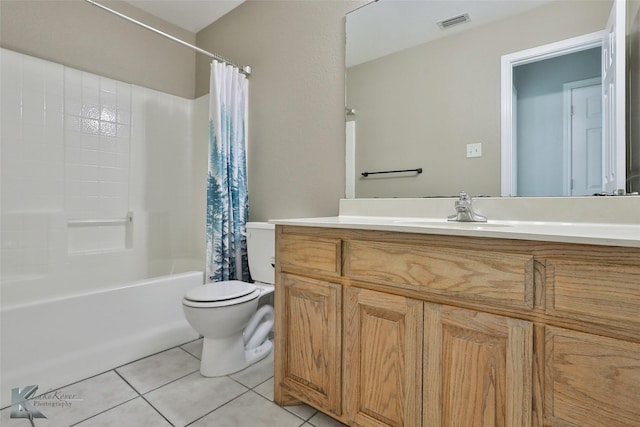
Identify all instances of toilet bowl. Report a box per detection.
[182,222,276,377]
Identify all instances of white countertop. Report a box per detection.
[270,197,640,247]
[270,215,640,248]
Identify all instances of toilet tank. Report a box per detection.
[246,222,275,284]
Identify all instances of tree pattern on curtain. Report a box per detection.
[206,60,249,282]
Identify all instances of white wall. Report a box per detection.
[0,49,201,306]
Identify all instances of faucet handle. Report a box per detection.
[449,191,487,222]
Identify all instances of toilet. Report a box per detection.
[182,222,275,377]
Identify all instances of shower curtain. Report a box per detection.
[206,60,250,282]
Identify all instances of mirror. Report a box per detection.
[346,0,636,198]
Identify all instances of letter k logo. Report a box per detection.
[10,385,47,420]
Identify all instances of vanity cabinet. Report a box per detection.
[273,226,640,427]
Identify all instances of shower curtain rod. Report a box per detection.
[83,0,251,76]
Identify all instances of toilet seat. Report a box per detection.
[183,281,260,308]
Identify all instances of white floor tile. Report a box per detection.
[189,391,304,427]
[253,377,318,422]
[0,341,347,427]
[144,371,247,427]
[230,350,274,389]
[284,403,318,422]
[253,377,274,401]
[116,347,200,394]
[74,397,171,427]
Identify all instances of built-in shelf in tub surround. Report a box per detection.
[269,196,640,248]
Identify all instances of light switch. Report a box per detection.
[466,143,482,158]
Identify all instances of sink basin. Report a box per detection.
[392,219,512,228]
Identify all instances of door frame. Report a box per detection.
[563,77,603,196]
[500,31,605,196]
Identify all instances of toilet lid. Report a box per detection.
[185,281,257,302]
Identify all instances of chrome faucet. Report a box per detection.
[447,192,487,222]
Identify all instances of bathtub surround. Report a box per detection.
[0,49,205,305]
[207,60,250,282]
[0,49,208,406]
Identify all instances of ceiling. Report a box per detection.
[123,0,245,33]
[122,0,557,64]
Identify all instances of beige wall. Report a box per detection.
[348,0,611,198]
[196,1,366,221]
[0,0,196,98]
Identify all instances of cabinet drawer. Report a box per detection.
[278,234,341,277]
[346,240,534,309]
[546,259,640,330]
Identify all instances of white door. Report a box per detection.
[569,82,603,195]
[602,0,627,193]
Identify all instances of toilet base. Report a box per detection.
[199,335,273,377]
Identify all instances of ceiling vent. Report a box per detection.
[437,13,471,29]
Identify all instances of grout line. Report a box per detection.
[113,369,142,397]
[67,393,139,426]
[113,338,202,371]
[113,369,175,426]
[183,389,253,426]
[138,368,200,395]
[177,340,203,360]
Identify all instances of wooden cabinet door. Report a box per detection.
[345,287,424,427]
[424,303,533,427]
[275,273,342,416]
[544,326,640,427]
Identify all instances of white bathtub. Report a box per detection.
[0,271,202,408]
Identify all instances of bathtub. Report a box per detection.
[0,271,202,408]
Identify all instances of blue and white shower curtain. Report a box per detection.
[206,60,250,282]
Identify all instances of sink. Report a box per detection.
[392,219,512,228]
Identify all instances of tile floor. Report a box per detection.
[1,339,347,427]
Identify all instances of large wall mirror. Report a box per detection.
[346,0,640,198]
